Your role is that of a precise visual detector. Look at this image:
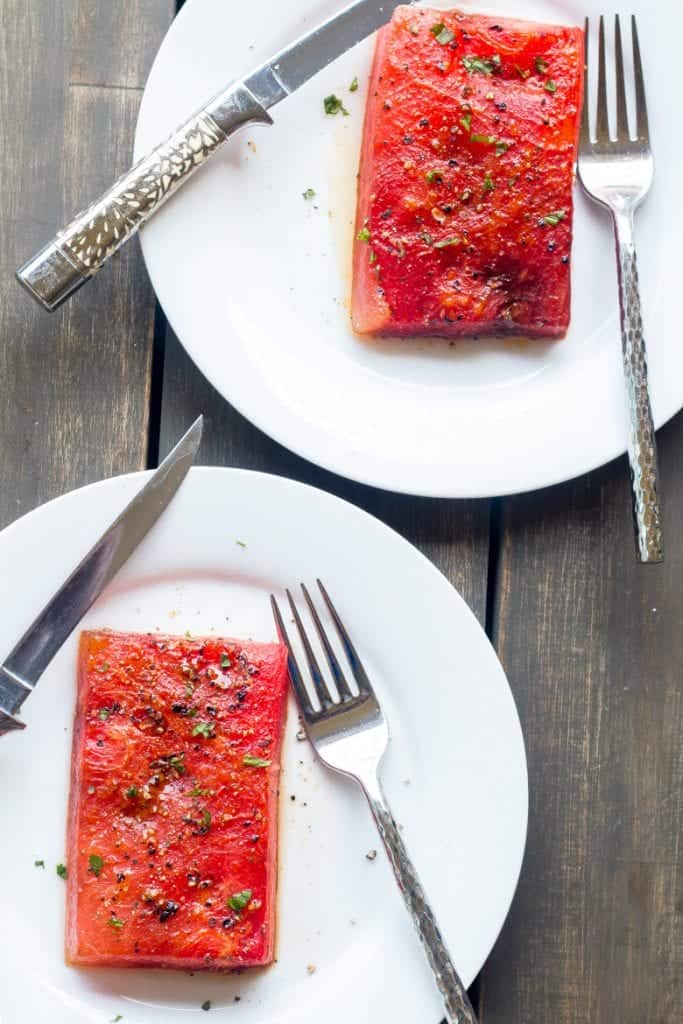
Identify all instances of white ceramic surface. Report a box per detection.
[0,468,526,1023]
[134,0,683,498]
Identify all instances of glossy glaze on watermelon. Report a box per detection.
[66,630,288,970]
[352,7,584,338]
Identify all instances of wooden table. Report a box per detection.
[2,3,681,1020]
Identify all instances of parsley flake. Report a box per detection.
[323,94,349,116]
[302,188,316,200]
[56,863,67,880]
[462,54,500,76]
[540,210,566,227]
[89,854,104,877]
[108,915,125,930]
[243,754,271,768]
[434,236,461,249]
[349,76,359,92]
[544,79,557,93]
[125,786,138,799]
[201,1002,211,1012]
[192,721,216,739]
[470,133,496,145]
[425,169,443,183]
[483,173,495,192]
[430,23,455,45]
[220,653,232,668]
[535,57,549,74]
[460,113,472,131]
[227,889,253,912]
[34,859,45,868]
[357,226,371,242]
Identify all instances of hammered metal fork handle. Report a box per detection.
[612,208,663,563]
[16,82,272,311]
[365,787,477,1024]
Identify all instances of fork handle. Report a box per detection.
[612,208,663,563]
[364,782,477,1024]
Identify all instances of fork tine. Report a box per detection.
[580,17,591,148]
[270,594,315,721]
[286,589,335,709]
[300,584,354,701]
[595,15,610,143]
[632,16,649,142]
[614,15,630,142]
[316,580,374,698]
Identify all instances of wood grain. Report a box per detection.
[480,412,683,1024]
[157,332,491,623]
[0,0,173,531]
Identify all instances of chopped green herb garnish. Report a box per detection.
[96,661,109,674]
[460,113,472,131]
[323,94,349,116]
[125,786,138,799]
[34,859,45,868]
[235,539,247,548]
[192,721,216,739]
[420,230,434,245]
[108,915,125,930]
[357,226,371,242]
[369,249,377,264]
[425,169,443,183]
[349,76,359,92]
[221,653,232,668]
[462,54,500,76]
[169,752,186,773]
[535,57,549,74]
[483,173,495,192]
[540,209,566,227]
[111,1016,124,1023]
[56,863,67,880]
[496,141,509,156]
[470,133,496,145]
[227,889,253,912]
[544,79,557,93]
[302,188,316,200]
[89,854,104,877]
[434,236,461,249]
[98,707,110,721]
[430,23,455,45]
[515,64,530,80]
[188,784,209,797]
[201,1002,211,1012]
[243,754,271,768]
[200,809,212,833]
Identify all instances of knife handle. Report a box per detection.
[16,81,272,312]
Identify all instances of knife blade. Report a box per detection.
[17,0,410,311]
[0,416,203,735]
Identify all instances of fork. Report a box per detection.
[271,581,477,1024]
[577,15,662,563]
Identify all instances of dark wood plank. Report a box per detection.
[158,331,491,623]
[480,412,683,1024]
[0,0,174,531]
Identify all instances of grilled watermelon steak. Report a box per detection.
[66,630,288,970]
[352,7,584,338]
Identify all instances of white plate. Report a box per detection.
[0,468,527,1024]
[135,0,683,498]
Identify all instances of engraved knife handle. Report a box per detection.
[365,782,477,1024]
[612,208,663,563]
[16,81,272,312]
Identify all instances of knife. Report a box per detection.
[0,416,203,736]
[16,0,408,311]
